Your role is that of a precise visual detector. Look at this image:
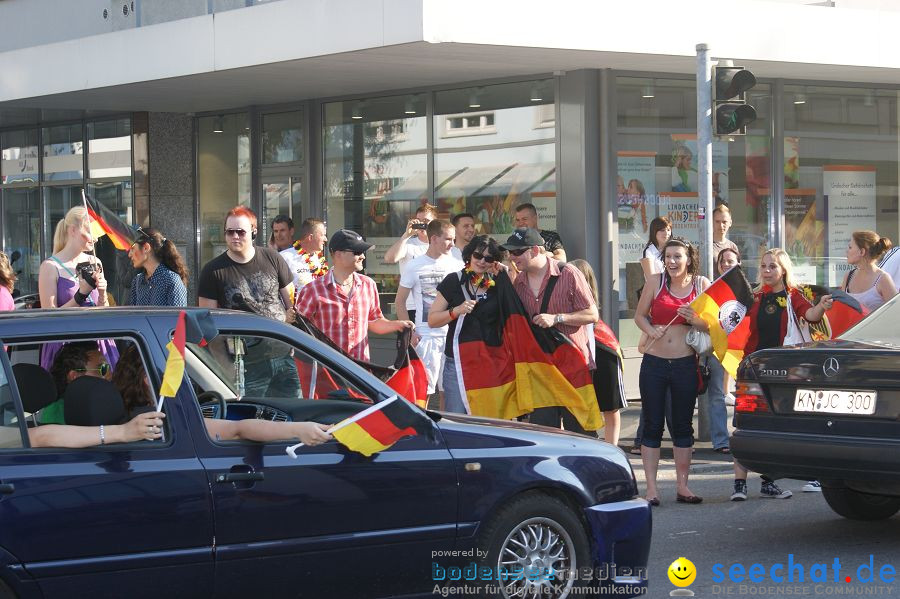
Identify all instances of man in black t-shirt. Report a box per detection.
[198,206,298,399]
[514,202,566,261]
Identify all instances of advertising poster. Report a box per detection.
[824,165,876,286]
[617,151,657,267]
[783,188,821,285]
[670,134,729,204]
[658,192,701,249]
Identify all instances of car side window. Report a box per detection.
[188,333,369,402]
[0,363,26,449]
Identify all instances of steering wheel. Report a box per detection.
[197,390,227,420]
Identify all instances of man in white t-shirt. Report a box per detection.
[383,204,436,321]
[450,212,476,261]
[878,246,900,289]
[395,220,464,401]
[280,218,328,293]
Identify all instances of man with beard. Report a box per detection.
[450,213,476,262]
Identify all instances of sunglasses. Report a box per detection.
[471,252,496,264]
[225,228,249,238]
[76,363,111,377]
[509,248,531,257]
[337,249,366,256]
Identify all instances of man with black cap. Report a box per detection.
[296,229,413,361]
[501,227,598,433]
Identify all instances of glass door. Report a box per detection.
[260,175,303,248]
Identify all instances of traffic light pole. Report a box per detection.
[696,43,713,442]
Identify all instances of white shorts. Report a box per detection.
[415,336,447,395]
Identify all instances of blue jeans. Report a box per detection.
[633,389,672,446]
[441,356,468,414]
[638,354,698,448]
[243,355,301,399]
[705,356,730,449]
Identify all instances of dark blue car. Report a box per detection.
[0,308,650,598]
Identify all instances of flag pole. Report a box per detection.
[285,396,400,458]
[641,314,680,354]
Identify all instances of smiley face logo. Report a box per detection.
[668,557,696,587]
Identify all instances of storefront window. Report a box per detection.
[198,113,251,266]
[87,181,134,305]
[87,119,132,179]
[1,129,39,184]
[783,85,898,286]
[434,79,556,240]
[42,124,84,181]
[262,111,303,164]
[323,94,427,315]
[615,77,772,346]
[1,187,40,296]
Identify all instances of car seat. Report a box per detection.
[64,376,128,426]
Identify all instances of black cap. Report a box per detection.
[329,229,374,253]
[501,228,544,250]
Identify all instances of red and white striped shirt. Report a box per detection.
[295,271,384,361]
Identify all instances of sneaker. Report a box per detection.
[802,480,822,492]
[760,480,793,499]
[730,479,748,501]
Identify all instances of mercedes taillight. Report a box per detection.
[734,381,770,413]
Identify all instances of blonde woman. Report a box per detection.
[38,206,116,370]
[0,252,16,311]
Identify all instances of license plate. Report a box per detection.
[794,389,877,415]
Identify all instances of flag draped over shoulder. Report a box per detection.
[331,396,434,457]
[806,285,868,339]
[690,266,754,378]
[451,271,602,431]
[82,191,136,251]
[293,316,428,406]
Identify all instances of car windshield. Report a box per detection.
[838,292,900,348]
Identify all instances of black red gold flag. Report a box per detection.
[690,265,754,377]
[450,271,602,431]
[331,395,433,456]
[806,285,868,339]
[83,191,136,251]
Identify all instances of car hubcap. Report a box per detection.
[497,517,576,599]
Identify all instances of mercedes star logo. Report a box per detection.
[822,357,840,377]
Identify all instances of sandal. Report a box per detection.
[646,497,660,507]
[714,447,731,454]
[676,493,703,504]
[628,445,642,455]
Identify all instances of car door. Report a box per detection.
[153,318,459,599]
[0,324,214,598]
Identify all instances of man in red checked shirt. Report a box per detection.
[296,229,413,361]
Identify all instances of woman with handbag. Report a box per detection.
[635,239,710,506]
[730,248,834,501]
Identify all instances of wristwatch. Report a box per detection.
[555,314,564,325]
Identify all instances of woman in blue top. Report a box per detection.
[128,228,189,307]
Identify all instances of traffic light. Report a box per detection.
[713,66,757,135]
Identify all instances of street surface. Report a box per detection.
[617,404,900,597]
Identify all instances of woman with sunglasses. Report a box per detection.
[428,235,508,414]
[128,228,189,307]
[38,206,118,371]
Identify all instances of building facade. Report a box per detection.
[2,0,899,388]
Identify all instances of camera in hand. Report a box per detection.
[76,262,98,288]
[411,223,427,230]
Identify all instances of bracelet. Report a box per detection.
[99,425,105,445]
[73,290,88,306]
[449,306,458,321]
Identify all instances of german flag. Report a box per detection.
[158,310,187,400]
[331,396,433,456]
[805,285,868,339]
[293,316,427,405]
[690,265,754,377]
[82,191,135,251]
[450,271,602,431]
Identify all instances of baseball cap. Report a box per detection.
[329,229,374,253]
[501,228,544,250]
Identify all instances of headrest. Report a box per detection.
[12,363,58,414]
[64,376,127,426]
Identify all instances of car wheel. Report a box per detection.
[822,486,900,521]
[477,492,591,599]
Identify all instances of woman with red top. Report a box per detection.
[635,239,710,506]
[730,248,834,501]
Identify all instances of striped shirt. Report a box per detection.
[512,259,596,368]
[130,264,187,307]
[295,271,384,361]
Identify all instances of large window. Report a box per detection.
[323,94,427,315]
[198,113,251,266]
[434,80,556,240]
[615,77,772,346]
[782,85,898,286]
